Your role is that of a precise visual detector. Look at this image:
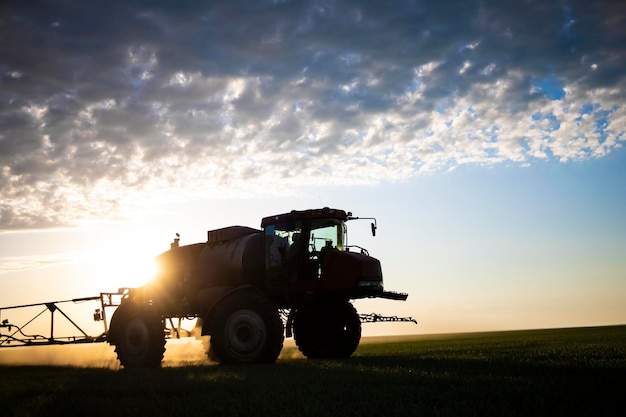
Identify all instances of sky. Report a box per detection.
[0,0,625,339]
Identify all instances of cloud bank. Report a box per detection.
[1,0,624,229]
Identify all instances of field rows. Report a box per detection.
[1,325,624,417]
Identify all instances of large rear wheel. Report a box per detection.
[208,292,284,364]
[109,303,166,368]
[293,301,361,359]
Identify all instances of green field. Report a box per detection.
[1,325,624,417]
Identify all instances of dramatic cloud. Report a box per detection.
[1,0,624,230]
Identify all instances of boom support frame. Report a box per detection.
[0,290,127,348]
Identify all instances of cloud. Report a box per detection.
[0,0,624,230]
[0,251,85,275]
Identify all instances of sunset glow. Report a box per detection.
[88,243,159,291]
[0,0,625,337]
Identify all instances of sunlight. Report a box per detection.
[89,241,160,290]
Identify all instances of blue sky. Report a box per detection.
[0,0,625,336]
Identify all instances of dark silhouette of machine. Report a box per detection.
[1,208,414,367]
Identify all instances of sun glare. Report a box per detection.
[90,243,160,290]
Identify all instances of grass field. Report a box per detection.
[1,325,624,417]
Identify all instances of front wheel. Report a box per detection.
[293,301,361,359]
[208,292,284,364]
[109,303,165,368]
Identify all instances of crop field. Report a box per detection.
[1,325,624,417]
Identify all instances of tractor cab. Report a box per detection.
[261,208,385,299]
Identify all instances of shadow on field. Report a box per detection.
[2,351,623,417]
[2,326,624,417]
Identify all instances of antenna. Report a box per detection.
[171,233,180,249]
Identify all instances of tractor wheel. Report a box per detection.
[110,303,166,368]
[208,292,284,364]
[293,301,361,359]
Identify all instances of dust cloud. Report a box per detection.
[0,339,210,369]
[0,343,121,369]
[278,339,305,360]
[0,338,307,368]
